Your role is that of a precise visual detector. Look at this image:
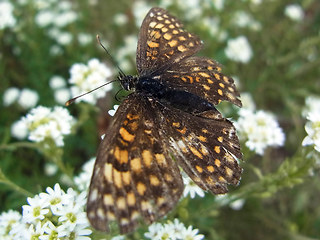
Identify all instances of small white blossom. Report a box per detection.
[53,11,77,28]
[17,106,75,146]
[0,1,16,30]
[11,119,28,140]
[44,163,58,176]
[74,158,95,191]
[182,172,205,199]
[54,88,71,105]
[3,87,20,106]
[22,195,50,223]
[35,10,55,27]
[113,13,128,26]
[229,199,245,210]
[77,33,93,46]
[302,96,320,118]
[69,58,113,104]
[49,76,66,89]
[225,36,253,63]
[302,111,320,153]
[0,210,22,239]
[236,110,285,155]
[232,11,262,31]
[17,88,39,109]
[145,219,204,240]
[212,0,224,10]
[285,4,304,21]
[108,104,120,116]
[56,31,73,45]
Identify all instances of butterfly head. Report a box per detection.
[119,74,138,91]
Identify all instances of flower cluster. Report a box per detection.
[302,96,320,153]
[236,98,285,155]
[284,4,304,21]
[11,106,75,146]
[0,184,91,240]
[145,218,204,240]
[69,58,113,104]
[3,87,39,110]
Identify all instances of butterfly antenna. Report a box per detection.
[65,80,118,106]
[96,35,126,77]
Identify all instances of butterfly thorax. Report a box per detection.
[119,74,138,91]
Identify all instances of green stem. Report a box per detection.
[0,169,33,197]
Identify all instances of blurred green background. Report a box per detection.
[1,0,320,239]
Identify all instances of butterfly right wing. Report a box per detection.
[136,7,203,76]
[87,93,183,234]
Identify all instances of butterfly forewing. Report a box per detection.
[136,7,203,76]
[161,56,242,107]
[87,94,184,234]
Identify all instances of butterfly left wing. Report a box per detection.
[159,56,242,107]
[87,93,184,234]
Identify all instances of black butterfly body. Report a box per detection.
[87,7,242,234]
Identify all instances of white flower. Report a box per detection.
[236,110,285,155]
[18,106,75,146]
[302,96,320,118]
[56,31,73,45]
[229,199,245,210]
[11,120,28,140]
[0,210,22,238]
[145,219,205,240]
[53,11,77,27]
[181,225,204,240]
[49,76,66,89]
[74,158,95,191]
[77,33,93,46]
[232,11,261,31]
[302,111,320,152]
[3,87,20,106]
[113,13,128,26]
[285,4,304,21]
[44,163,58,176]
[54,88,71,105]
[69,58,113,104]
[225,36,253,63]
[182,172,205,199]
[35,10,55,27]
[108,104,119,116]
[144,222,164,240]
[18,88,39,109]
[22,195,50,223]
[19,184,92,239]
[0,1,16,30]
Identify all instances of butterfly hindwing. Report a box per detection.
[136,7,203,76]
[152,100,242,194]
[87,93,184,234]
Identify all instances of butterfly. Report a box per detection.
[87,7,242,234]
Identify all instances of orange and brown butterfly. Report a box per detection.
[87,7,242,234]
